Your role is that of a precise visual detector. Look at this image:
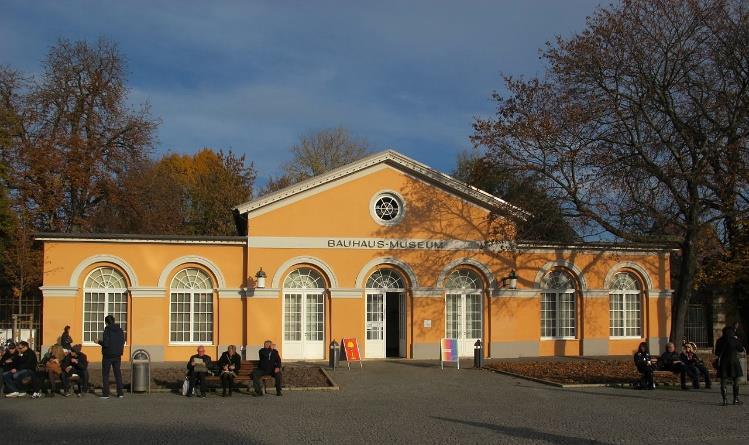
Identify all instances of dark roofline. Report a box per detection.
[35,232,247,244]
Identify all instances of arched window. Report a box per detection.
[445,269,483,355]
[609,272,641,337]
[83,267,128,343]
[364,268,407,358]
[284,267,325,289]
[445,268,483,290]
[366,269,405,289]
[541,269,576,338]
[283,267,326,359]
[170,268,213,343]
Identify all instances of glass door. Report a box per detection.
[365,293,385,358]
[445,293,482,357]
[283,292,324,359]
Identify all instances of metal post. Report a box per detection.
[474,339,483,368]
[329,340,339,370]
[12,314,17,343]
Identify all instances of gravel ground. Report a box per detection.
[0,360,746,444]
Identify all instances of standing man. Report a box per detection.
[252,340,282,396]
[97,315,125,399]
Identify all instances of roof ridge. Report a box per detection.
[233,149,528,218]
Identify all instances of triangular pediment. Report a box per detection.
[233,150,528,219]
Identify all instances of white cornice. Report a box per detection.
[40,286,78,298]
[245,288,280,298]
[413,288,442,297]
[217,288,245,299]
[582,290,610,298]
[492,289,539,298]
[130,287,165,298]
[649,290,673,299]
[330,289,362,298]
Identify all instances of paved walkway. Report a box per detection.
[1,360,746,444]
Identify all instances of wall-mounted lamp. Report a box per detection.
[255,267,267,289]
[501,270,518,289]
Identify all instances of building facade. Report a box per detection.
[38,150,674,362]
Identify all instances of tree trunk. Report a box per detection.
[671,226,699,345]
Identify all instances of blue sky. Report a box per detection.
[1,0,602,186]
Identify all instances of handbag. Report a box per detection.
[181,377,190,396]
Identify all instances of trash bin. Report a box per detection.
[131,349,151,394]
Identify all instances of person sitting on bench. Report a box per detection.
[42,345,70,397]
[186,345,212,398]
[660,342,698,390]
[633,342,655,390]
[252,340,282,396]
[1,342,18,395]
[680,342,710,389]
[3,341,41,398]
[65,344,89,396]
[218,345,241,397]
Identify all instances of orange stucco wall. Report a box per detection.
[39,163,673,361]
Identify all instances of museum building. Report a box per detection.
[37,150,674,362]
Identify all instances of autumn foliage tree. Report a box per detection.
[96,148,255,236]
[1,38,158,232]
[472,0,749,343]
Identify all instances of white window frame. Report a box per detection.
[444,269,484,342]
[540,290,577,340]
[169,268,214,345]
[282,267,327,358]
[369,190,406,226]
[540,270,577,340]
[82,267,129,346]
[609,273,642,339]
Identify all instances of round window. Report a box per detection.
[371,192,405,225]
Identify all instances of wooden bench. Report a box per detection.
[202,360,276,394]
[649,357,717,386]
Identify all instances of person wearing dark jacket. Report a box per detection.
[633,342,655,390]
[65,345,89,396]
[252,340,282,396]
[217,345,241,397]
[660,342,698,390]
[59,325,73,350]
[186,346,212,397]
[1,343,17,394]
[97,314,125,399]
[715,325,745,406]
[680,342,710,389]
[3,341,40,398]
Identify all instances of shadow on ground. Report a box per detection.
[0,410,267,445]
[432,416,614,444]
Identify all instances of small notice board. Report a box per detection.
[440,338,460,369]
[341,337,362,369]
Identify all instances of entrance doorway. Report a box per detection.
[364,268,407,359]
[365,291,405,358]
[386,292,401,357]
[444,268,484,357]
[282,267,326,360]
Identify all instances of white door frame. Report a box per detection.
[364,289,405,358]
[282,289,325,360]
[445,290,482,357]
